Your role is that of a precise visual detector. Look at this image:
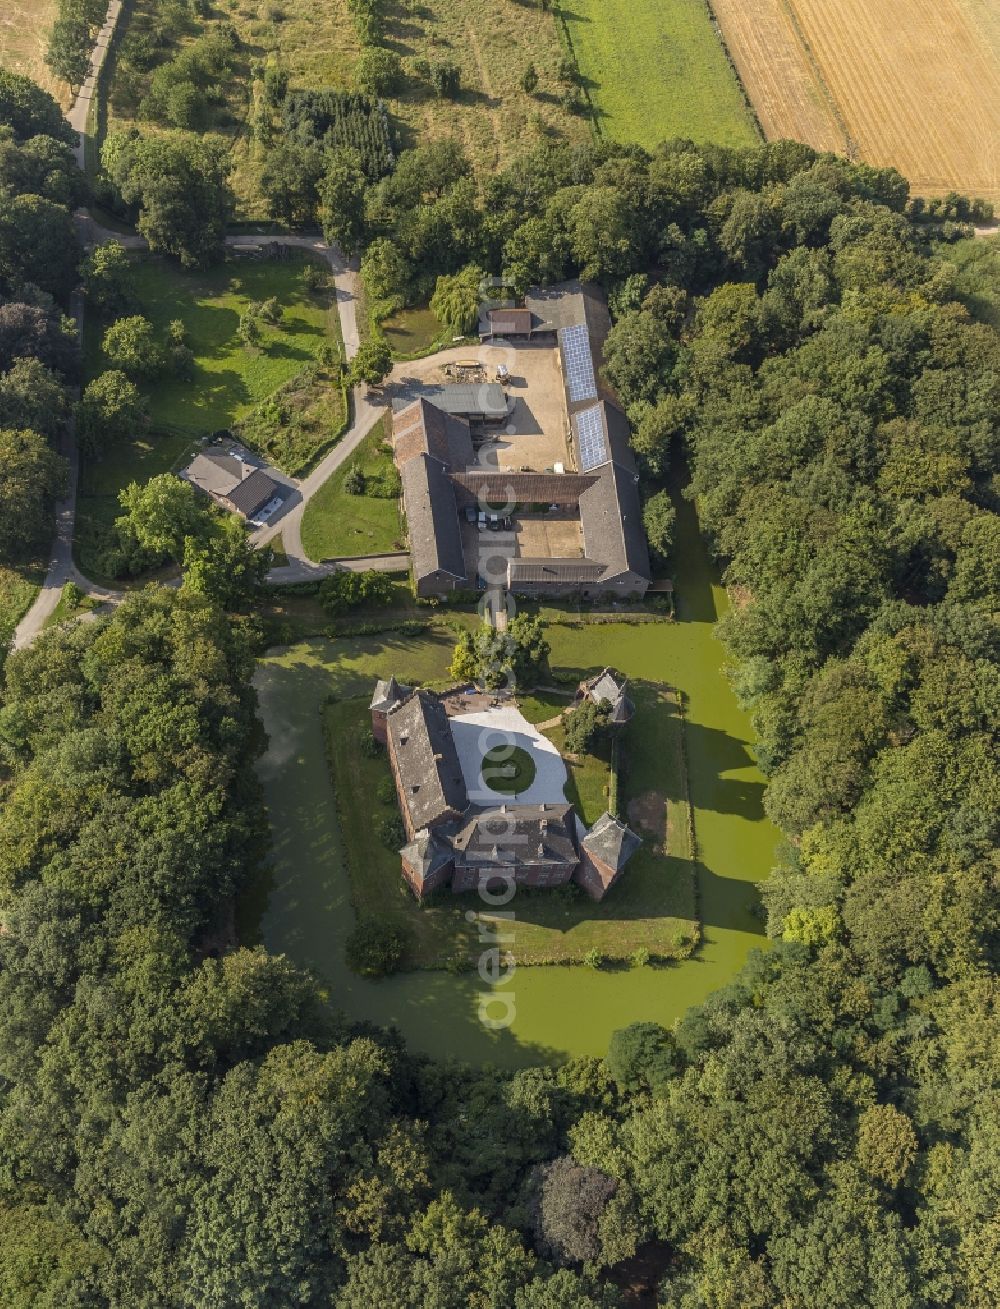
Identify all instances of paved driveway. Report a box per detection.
[448,706,568,807]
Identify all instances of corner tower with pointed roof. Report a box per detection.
[370,676,412,743]
[575,812,642,900]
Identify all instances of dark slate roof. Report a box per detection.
[400,829,454,881]
[583,669,634,722]
[508,558,606,585]
[392,383,509,421]
[393,397,474,470]
[387,691,467,830]
[227,468,281,517]
[401,454,467,584]
[370,676,412,712]
[582,812,642,871]
[579,462,651,583]
[451,470,598,506]
[450,803,578,868]
[524,281,612,340]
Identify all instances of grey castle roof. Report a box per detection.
[450,803,578,869]
[401,454,467,585]
[583,668,635,723]
[400,829,454,881]
[387,691,468,831]
[582,812,642,872]
[524,281,612,341]
[370,675,412,712]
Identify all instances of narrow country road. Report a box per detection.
[11,0,378,650]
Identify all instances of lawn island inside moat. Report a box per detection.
[370,677,642,902]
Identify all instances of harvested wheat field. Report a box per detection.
[713,0,1000,202]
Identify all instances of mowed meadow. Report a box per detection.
[560,0,759,150]
[713,0,1000,202]
[0,0,66,104]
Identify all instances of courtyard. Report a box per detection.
[447,704,569,807]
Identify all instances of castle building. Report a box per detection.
[376,683,642,902]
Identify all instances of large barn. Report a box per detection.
[392,282,651,599]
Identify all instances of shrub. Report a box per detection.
[300,261,325,292]
[377,813,404,847]
[376,777,395,805]
[583,948,604,969]
[630,947,651,968]
[359,728,381,758]
[344,464,366,495]
[345,918,408,977]
[431,62,461,99]
[564,698,612,755]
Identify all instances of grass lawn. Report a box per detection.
[517,686,576,725]
[482,744,537,795]
[324,667,698,969]
[85,254,343,436]
[43,583,99,631]
[76,254,344,581]
[300,416,404,561]
[0,561,44,667]
[561,0,759,150]
[0,0,66,105]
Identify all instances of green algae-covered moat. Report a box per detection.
[248,489,780,1066]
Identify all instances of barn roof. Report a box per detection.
[401,454,467,585]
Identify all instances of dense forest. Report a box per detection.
[1,66,998,1307]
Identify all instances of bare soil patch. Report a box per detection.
[629,790,667,847]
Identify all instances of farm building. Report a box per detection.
[183,450,283,521]
[392,282,651,600]
[391,382,510,424]
[379,683,641,901]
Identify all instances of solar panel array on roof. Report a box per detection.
[576,404,608,471]
[560,323,597,404]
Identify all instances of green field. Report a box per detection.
[86,255,343,437]
[300,417,402,561]
[76,254,345,581]
[560,0,759,149]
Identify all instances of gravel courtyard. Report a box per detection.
[448,705,569,806]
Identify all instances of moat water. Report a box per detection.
[251,485,779,1066]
